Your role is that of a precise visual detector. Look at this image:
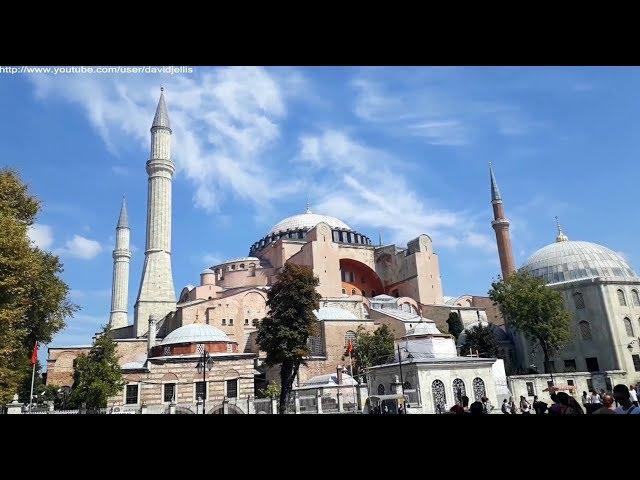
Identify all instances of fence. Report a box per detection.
[6,384,369,414]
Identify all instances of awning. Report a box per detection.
[543,385,577,393]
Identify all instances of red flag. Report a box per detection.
[30,342,38,365]
[346,339,353,356]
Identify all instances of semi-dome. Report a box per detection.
[522,234,637,284]
[268,208,351,235]
[161,323,232,346]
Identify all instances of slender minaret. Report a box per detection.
[109,197,131,329]
[134,88,176,337]
[490,163,516,279]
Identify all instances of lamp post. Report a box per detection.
[196,349,214,414]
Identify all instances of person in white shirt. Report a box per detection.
[629,384,639,407]
[613,384,640,414]
[589,390,601,404]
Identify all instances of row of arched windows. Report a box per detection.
[577,317,639,340]
[616,288,640,307]
[574,289,640,309]
[431,378,487,413]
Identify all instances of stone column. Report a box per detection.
[169,403,176,414]
[196,398,203,415]
[337,388,344,412]
[294,390,301,414]
[316,389,323,414]
[223,397,229,414]
[6,394,23,414]
[271,397,278,414]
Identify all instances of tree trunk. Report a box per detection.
[278,360,300,414]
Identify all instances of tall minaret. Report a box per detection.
[134,88,176,337]
[109,197,131,329]
[490,163,516,279]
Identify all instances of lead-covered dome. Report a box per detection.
[268,208,351,235]
[161,323,231,346]
[522,238,637,284]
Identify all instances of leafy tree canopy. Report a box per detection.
[446,312,464,340]
[69,326,125,409]
[349,324,395,381]
[256,263,321,413]
[488,270,571,373]
[0,169,77,404]
[459,324,499,358]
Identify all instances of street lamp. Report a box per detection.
[196,350,214,414]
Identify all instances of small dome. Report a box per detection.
[405,321,443,337]
[161,323,231,346]
[268,210,351,235]
[200,268,214,275]
[314,306,358,321]
[522,240,637,284]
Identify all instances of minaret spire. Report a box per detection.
[109,196,132,329]
[489,163,516,279]
[134,88,177,337]
[555,216,569,242]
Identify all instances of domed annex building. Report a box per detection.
[516,225,640,379]
[46,89,484,412]
[485,165,640,398]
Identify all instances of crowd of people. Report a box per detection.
[498,384,640,415]
[447,395,494,415]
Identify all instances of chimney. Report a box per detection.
[147,315,158,352]
[336,365,343,385]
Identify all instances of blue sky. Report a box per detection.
[2,66,639,365]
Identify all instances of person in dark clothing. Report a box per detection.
[461,395,470,413]
[469,401,484,415]
[548,393,565,415]
[557,392,584,414]
[532,395,548,415]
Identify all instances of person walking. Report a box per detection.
[589,389,601,405]
[520,395,531,415]
[629,384,639,407]
[501,398,510,414]
[581,391,588,407]
[548,393,565,415]
[509,396,517,414]
[532,395,548,415]
[592,394,616,414]
[613,384,640,414]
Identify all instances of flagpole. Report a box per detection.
[28,341,38,412]
[28,361,36,412]
[349,350,357,410]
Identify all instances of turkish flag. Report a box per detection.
[346,339,353,356]
[30,342,38,365]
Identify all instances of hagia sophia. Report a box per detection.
[45,89,640,412]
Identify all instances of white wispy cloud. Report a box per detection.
[27,223,54,249]
[296,130,494,253]
[57,235,103,259]
[351,72,545,145]
[29,67,305,214]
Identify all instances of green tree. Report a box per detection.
[256,263,321,414]
[488,270,571,373]
[259,381,281,400]
[0,169,77,404]
[446,312,464,340]
[459,324,499,358]
[69,326,125,409]
[349,324,395,382]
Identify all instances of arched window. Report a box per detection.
[632,290,640,307]
[229,318,234,326]
[222,319,226,325]
[623,317,634,337]
[377,384,385,395]
[341,288,346,294]
[344,330,356,346]
[573,292,585,309]
[432,380,446,413]
[579,321,592,340]
[351,288,356,295]
[618,289,627,306]
[472,377,486,401]
[308,335,324,356]
[252,318,259,326]
[231,264,236,270]
[240,263,245,269]
[244,318,249,325]
[452,378,466,403]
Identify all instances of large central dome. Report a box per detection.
[268,209,351,235]
[522,234,637,284]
